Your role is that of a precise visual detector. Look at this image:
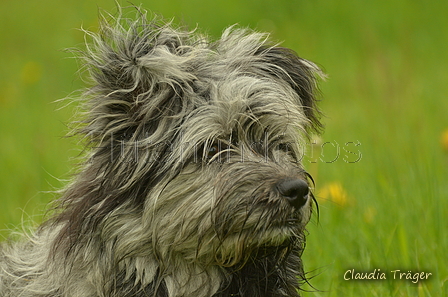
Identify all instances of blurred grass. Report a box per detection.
[0,0,447,296]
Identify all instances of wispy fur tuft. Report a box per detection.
[1,5,323,297]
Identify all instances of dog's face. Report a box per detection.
[53,12,322,291]
[144,69,317,267]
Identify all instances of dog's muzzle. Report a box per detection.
[276,179,309,209]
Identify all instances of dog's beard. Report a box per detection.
[143,152,313,269]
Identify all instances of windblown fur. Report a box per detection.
[0,6,323,297]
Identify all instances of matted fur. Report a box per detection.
[0,6,323,297]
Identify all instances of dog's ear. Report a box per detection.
[257,46,324,133]
[76,11,199,146]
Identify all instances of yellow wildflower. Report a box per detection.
[441,128,448,153]
[318,182,349,207]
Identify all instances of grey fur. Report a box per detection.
[0,6,323,297]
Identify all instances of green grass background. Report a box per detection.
[0,0,447,296]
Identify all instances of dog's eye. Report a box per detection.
[278,143,291,153]
[278,142,299,160]
[207,143,220,159]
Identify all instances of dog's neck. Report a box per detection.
[114,245,305,297]
[213,246,304,297]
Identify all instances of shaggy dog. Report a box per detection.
[0,6,323,297]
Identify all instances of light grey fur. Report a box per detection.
[1,6,323,297]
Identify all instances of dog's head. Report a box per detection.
[53,7,323,294]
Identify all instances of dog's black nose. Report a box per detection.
[276,179,309,209]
